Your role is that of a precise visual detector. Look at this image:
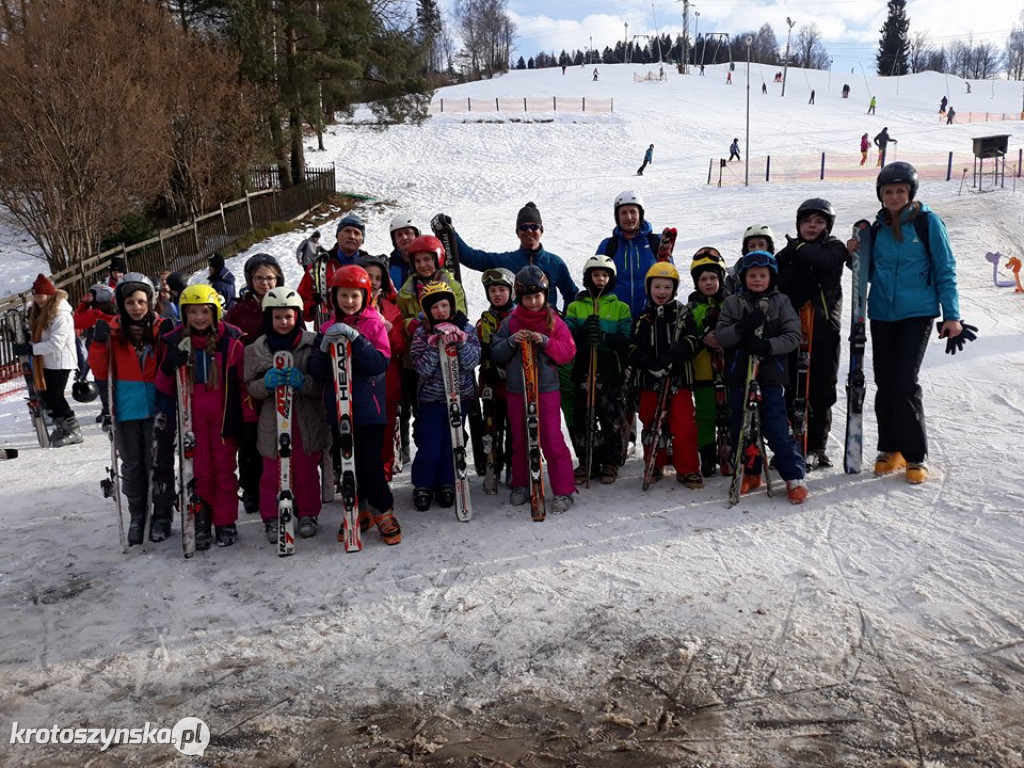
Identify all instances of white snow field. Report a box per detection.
[2,63,1024,767]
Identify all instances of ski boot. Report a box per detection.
[600,464,618,484]
[436,485,456,508]
[375,510,402,545]
[509,487,528,506]
[873,451,906,476]
[215,524,237,547]
[264,518,279,544]
[906,463,928,484]
[740,473,763,495]
[550,494,575,514]
[298,516,319,538]
[126,501,147,547]
[699,444,717,477]
[413,487,432,512]
[194,505,213,551]
[150,508,173,542]
[786,479,808,504]
[678,473,704,490]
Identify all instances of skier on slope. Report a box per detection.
[873,127,896,166]
[775,198,849,469]
[408,282,480,512]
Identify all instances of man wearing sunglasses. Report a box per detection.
[430,202,578,312]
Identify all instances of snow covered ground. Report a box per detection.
[2,63,1024,767]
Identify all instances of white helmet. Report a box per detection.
[614,190,645,224]
[583,254,617,292]
[741,224,776,254]
[389,212,420,245]
[261,286,304,312]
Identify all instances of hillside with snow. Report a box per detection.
[2,64,1024,767]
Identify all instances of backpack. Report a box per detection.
[868,211,930,256]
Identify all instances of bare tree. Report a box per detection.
[0,0,171,272]
[909,31,932,73]
[1007,14,1024,80]
[795,23,830,69]
[454,0,514,78]
[969,41,1001,79]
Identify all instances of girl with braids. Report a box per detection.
[157,285,246,549]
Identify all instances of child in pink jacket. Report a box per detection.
[490,266,577,513]
[157,285,246,549]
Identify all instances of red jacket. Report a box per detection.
[378,296,406,408]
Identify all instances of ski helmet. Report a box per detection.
[645,261,680,298]
[90,283,115,305]
[357,254,394,296]
[741,224,775,255]
[613,190,645,226]
[242,253,284,291]
[72,379,100,403]
[330,264,373,313]
[582,254,617,293]
[796,198,836,235]
[876,161,919,202]
[178,283,224,323]
[261,286,304,313]
[389,212,420,246]
[419,281,457,324]
[514,265,549,301]
[114,272,155,308]
[481,268,515,291]
[690,247,726,286]
[408,234,446,269]
[738,250,778,289]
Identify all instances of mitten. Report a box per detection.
[162,340,190,371]
[736,309,766,336]
[263,368,288,389]
[285,366,305,389]
[585,315,602,344]
[92,319,111,344]
[745,337,771,357]
[320,322,359,351]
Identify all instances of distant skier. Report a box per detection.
[726,71,732,84]
[636,144,654,176]
[867,95,877,115]
[859,133,870,166]
[761,82,767,94]
[808,89,815,105]
[593,68,599,81]
[946,107,956,125]
[729,138,741,162]
[842,83,850,99]
[873,127,896,166]
[939,95,948,113]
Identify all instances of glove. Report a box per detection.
[311,291,325,306]
[736,309,766,336]
[286,366,305,389]
[320,322,360,352]
[263,367,289,389]
[745,337,771,357]
[649,355,673,378]
[427,333,442,347]
[939,321,978,355]
[92,319,111,344]
[12,342,32,356]
[585,315,602,344]
[157,318,174,338]
[163,339,191,369]
[431,213,452,231]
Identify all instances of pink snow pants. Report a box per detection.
[192,387,238,526]
[259,421,322,521]
[507,390,575,496]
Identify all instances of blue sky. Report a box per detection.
[482,0,1024,75]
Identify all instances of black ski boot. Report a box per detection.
[413,487,432,511]
[241,493,259,515]
[150,508,173,542]
[194,505,213,551]
[699,444,717,477]
[127,504,146,547]
[215,524,237,548]
[436,485,456,508]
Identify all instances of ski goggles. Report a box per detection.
[739,250,775,270]
[482,269,514,288]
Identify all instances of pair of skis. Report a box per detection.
[641,307,686,490]
[5,308,49,448]
[520,338,545,521]
[273,351,297,556]
[793,302,814,458]
[175,340,200,558]
[438,337,472,521]
[330,340,361,552]
[431,218,463,283]
[844,220,871,474]
[706,306,733,476]
[312,254,330,332]
[728,299,774,506]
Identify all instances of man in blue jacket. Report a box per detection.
[432,202,578,311]
[596,191,666,320]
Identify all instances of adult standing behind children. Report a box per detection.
[297,213,370,321]
[596,191,668,320]
[846,162,974,484]
[431,203,578,311]
[775,198,849,468]
[207,253,236,309]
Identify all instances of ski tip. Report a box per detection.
[0,449,19,459]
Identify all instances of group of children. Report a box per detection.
[74,163,967,552]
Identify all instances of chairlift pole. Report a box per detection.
[781,16,795,97]
[745,36,752,187]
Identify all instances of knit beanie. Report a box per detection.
[32,273,56,296]
[336,214,366,236]
[166,272,187,294]
[109,256,127,274]
[516,202,543,230]
[208,252,226,272]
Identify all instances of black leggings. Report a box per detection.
[870,316,932,463]
[40,368,73,419]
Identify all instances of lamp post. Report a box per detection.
[590,35,593,65]
[781,16,795,97]
[625,22,629,63]
[745,35,752,187]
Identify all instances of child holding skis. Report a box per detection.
[775,198,849,468]
[243,286,331,543]
[359,254,407,482]
[409,282,481,511]
[157,285,247,548]
[629,262,703,487]
[311,265,400,545]
[490,266,577,513]
[88,273,173,544]
[715,251,808,504]
[475,268,517,488]
[680,248,730,477]
[564,255,633,485]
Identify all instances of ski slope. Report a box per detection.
[2,63,1024,767]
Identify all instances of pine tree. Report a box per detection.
[876,0,910,76]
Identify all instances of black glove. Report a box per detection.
[745,337,771,357]
[431,213,452,231]
[312,292,325,306]
[158,318,174,338]
[92,319,111,344]
[736,309,766,336]
[939,321,978,355]
[162,341,190,372]
[649,356,672,378]
[12,342,32,356]
[585,315,602,344]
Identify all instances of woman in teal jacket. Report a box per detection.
[848,162,968,485]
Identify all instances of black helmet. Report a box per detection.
[72,380,100,403]
[357,254,393,295]
[242,253,284,291]
[796,197,836,234]
[876,162,918,202]
[514,265,549,301]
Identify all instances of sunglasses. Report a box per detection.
[518,224,541,232]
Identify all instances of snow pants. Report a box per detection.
[353,423,393,513]
[693,381,717,448]
[638,387,699,475]
[117,418,153,513]
[411,400,459,489]
[192,389,238,526]
[571,377,626,469]
[259,420,322,521]
[728,383,804,482]
[507,391,575,496]
[870,316,931,464]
